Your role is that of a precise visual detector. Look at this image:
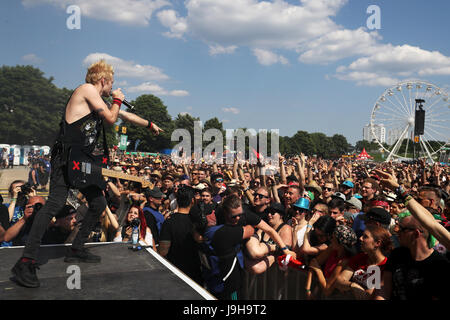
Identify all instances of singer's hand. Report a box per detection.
[150,122,164,136]
[112,88,125,102]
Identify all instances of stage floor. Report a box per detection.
[0,242,215,300]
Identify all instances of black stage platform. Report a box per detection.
[0,242,216,300]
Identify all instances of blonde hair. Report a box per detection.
[85,59,114,84]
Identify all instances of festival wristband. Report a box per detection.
[146,121,153,129]
[112,98,122,107]
[280,246,289,251]
[404,194,413,206]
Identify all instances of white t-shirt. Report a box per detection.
[296,225,308,248]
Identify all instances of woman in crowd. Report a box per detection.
[305,224,358,299]
[114,205,156,251]
[245,202,292,274]
[336,224,392,299]
[298,214,337,259]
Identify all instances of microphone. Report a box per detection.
[110,90,135,110]
[122,99,135,110]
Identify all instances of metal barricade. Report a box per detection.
[242,263,355,300]
[242,263,309,300]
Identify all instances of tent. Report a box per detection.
[357,148,373,160]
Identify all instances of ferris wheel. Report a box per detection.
[370,80,450,163]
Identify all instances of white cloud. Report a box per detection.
[157,9,188,39]
[209,45,238,56]
[253,48,288,66]
[22,0,170,26]
[222,107,240,114]
[184,0,346,50]
[335,44,450,86]
[127,82,189,96]
[298,28,382,64]
[22,53,43,64]
[169,90,190,97]
[83,53,169,81]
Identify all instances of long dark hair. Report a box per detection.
[310,215,336,245]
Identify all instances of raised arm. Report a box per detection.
[118,109,163,135]
[375,169,450,250]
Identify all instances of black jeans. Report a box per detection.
[22,153,107,260]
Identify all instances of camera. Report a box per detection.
[130,218,140,228]
[20,183,33,195]
[33,202,43,213]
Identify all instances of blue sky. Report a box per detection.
[1,0,450,145]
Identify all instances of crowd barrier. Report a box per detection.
[242,263,354,300]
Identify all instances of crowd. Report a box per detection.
[1,151,449,300]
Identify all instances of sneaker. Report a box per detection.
[11,258,40,288]
[64,247,101,263]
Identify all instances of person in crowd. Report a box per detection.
[298,214,336,260]
[3,196,46,247]
[361,178,380,209]
[114,205,156,250]
[305,224,358,299]
[158,186,203,285]
[41,205,78,245]
[245,202,292,274]
[321,181,335,204]
[336,224,392,300]
[373,212,450,300]
[339,180,354,200]
[87,205,119,243]
[143,187,166,245]
[328,196,346,225]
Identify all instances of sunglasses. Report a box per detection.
[255,193,269,199]
[324,187,334,192]
[215,178,224,182]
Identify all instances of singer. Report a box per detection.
[11,59,162,288]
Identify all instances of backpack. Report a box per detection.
[198,225,244,295]
[143,207,164,234]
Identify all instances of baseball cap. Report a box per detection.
[362,207,391,226]
[145,187,166,199]
[341,180,354,189]
[332,192,346,201]
[346,197,362,211]
[193,183,207,190]
[55,205,77,220]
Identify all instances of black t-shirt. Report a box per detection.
[211,224,244,295]
[41,226,71,245]
[385,247,450,300]
[215,203,262,227]
[248,205,269,223]
[159,213,202,284]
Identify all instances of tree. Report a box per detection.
[355,140,379,152]
[0,65,72,145]
[124,94,173,152]
[310,132,333,158]
[331,134,351,155]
